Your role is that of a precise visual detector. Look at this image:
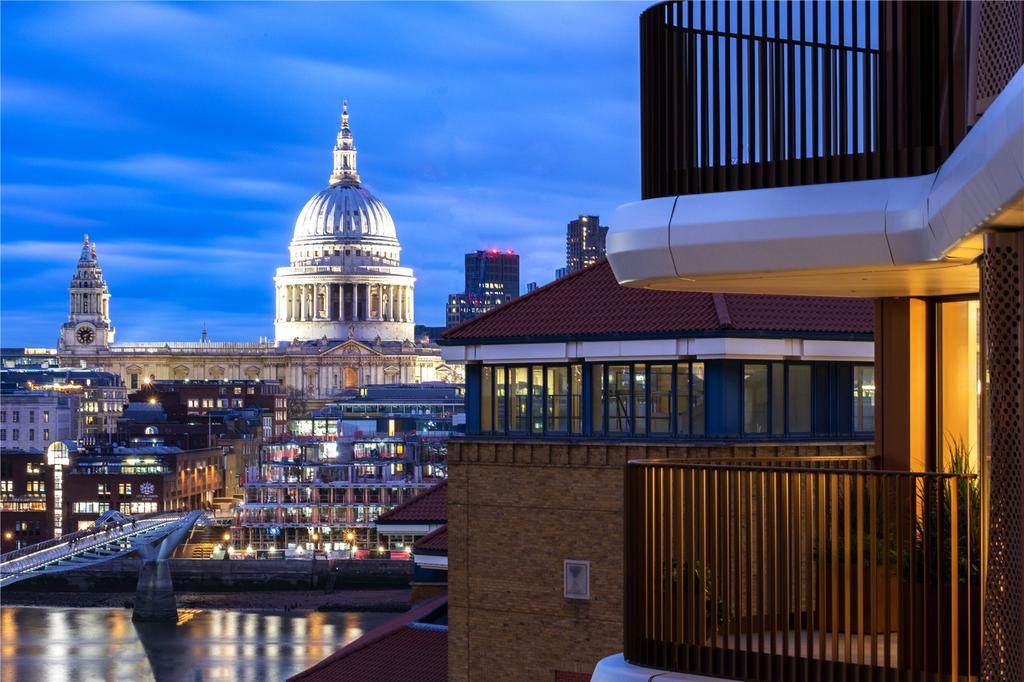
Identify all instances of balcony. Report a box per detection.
[613,459,981,681]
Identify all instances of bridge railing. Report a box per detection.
[0,511,182,563]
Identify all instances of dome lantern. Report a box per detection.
[330,100,360,185]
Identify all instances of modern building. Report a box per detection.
[440,258,875,680]
[0,390,81,452]
[446,249,520,327]
[233,435,443,556]
[0,449,54,552]
[1,348,59,369]
[64,446,223,529]
[591,2,1020,681]
[565,214,608,274]
[2,366,127,442]
[55,105,462,398]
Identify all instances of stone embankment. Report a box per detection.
[4,558,413,593]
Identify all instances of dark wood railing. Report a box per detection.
[624,460,981,681]
[640,0,968,199]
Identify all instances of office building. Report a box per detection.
[446,249,520,327]
[565,214,608,274]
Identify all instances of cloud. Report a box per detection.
[1,77,144,129]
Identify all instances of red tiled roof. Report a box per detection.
[289,594,447,682]
[376,480,447,524]
[413,524,448,553]
[442,260,874,341]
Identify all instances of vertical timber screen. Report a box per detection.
[640,0,967,200]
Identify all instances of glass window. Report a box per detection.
[481,366,493,433]
[853,365,875,433]
[570,365,583,434]
[676,364,691,435]
[531,366,544,433]
[508,367,529,432]
[607,365,631,434]
[649,365,673,434]
[43,411,49,423]
[633,364,647,435]
[743,364,769,434]
[590,364,604,434]
[772,363,785,435]
[787,365,812,433]
[494,366,506,433]
[692,363,705,435]
[546,366,569,433]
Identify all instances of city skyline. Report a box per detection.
[1,1,645,346]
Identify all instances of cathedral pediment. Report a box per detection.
[323,340,382,357]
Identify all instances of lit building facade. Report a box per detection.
[234,437,443,556]
[446,249,520,327]
[565,214,608,274]
[64,446,223,530]
[2,366,127,442]
[55,105,462,398]
[0,450,53,552]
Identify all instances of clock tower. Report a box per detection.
[59,234,114,353]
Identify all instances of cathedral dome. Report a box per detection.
[292,182,397,244]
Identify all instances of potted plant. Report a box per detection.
[901,435,982,676]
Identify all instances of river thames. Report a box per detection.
[0,606,396,682]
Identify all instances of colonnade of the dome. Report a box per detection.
[276,282,413,324]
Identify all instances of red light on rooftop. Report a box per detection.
[490,248,499,255]
[506,249,514,255]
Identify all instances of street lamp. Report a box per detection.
[222,532,231,543]
[3,531,12,541]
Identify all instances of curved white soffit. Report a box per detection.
[608,65,1024,294]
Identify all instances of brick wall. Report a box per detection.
[447,439,874,682]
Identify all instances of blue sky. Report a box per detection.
[1,1,644,346]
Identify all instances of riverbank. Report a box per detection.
[0,588,411,613]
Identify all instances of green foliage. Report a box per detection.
[914,434,982,585]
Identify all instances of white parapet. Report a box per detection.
[608,66,1024,298]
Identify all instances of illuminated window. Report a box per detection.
[26,481,45,493]
[43,429,49,441]
[649,365,672,433]
[853,366,875,433]
[570,365,583,434]
[545,366,568,432]
[26,462,40,475]
[508,368,529,432]
[118,483,133,496]
[42,411,49,423]
[1,481,12,493]
[607,365,631,434]
[98,484,110,496]
[494,366,506,432]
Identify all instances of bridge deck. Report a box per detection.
[0,512,203,587]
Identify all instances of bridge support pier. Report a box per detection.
[132,559,178,623]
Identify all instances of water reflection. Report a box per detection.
[0,607,394,682]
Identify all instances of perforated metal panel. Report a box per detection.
[982,230,1024,682]
[973,1,1024,117]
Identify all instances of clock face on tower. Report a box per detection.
[75,325,96,345]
